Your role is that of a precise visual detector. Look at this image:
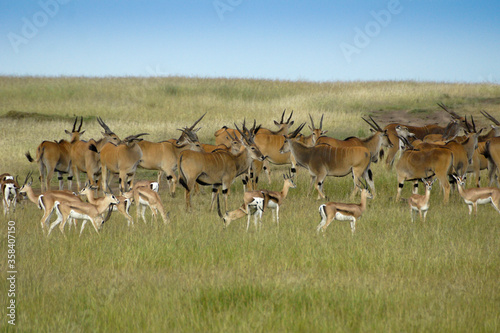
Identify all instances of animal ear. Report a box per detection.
[289,120,294,126]
[322,130,328,135]
[80,130,86,135]
[274,120,280,126]
[65,130,71,135]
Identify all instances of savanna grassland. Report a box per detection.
[0,76,499,332]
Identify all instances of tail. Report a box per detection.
[319,204,327,221]
[53,201,62,219]
[38,195,45,210]
[25,151,34,163]
[150,182,159,192]
[178,154,189,190]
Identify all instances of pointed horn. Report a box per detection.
[362,117,378,131]
[72,116,78,132]
[188,113,206,131]
[309,114,315,129]
[289,123,306,138]
[286,110,293,123]
[481,110,500,125]
[471,115,477,133]
[78,116,83,132]
[320,114,324,130]
[437,102,462,120]
[97,117,114,134]
[369,116,382,131]
[280,109,286,123]
[234,123,249,144]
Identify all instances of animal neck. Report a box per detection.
[22,186,38,204]
[289,140,311,164]
[84,190,97,205]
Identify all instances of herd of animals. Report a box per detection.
[2,104,500,237]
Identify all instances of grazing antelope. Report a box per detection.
[25,118,84,192]
[91,133,148,194]
[217,194,265,231]
[383,102,467,168]
[316,116,393,163]
[123,183,169,225]
[279,124,375,200]
[408,178,436,222]
[80,183,134,227]
[1,174,18,216]
[179,123,266,211]
[316,182,372,235]
[48,192,119,237]
[18,172,82,232]
[138,130,203,197]
[395,137,454,204]
[70,117,121,191]
[219,171,296,231]
[452,174,500,216]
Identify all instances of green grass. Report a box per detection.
[0,76,499,332]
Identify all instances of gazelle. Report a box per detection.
[179,122,266,211]
[80,183,134,227]
[18,172,82,232]
[1,174,18,216]
[91,133,148,194]
[316,182,372,235]
[279,124,375,200]
[408,178,436,222]
[452,174,500,216]
[123,183,169,225]
[219,171,296,231]
[48,192,119,236]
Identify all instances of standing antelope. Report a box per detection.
[80,183,134,227]
[179,123,266,211]
[383,102,468,168]
[316,116,393,163]
[219,171,296,231]
[452,174,500,216]
[138,130,203,197]
[1,174,18,216]
[408,178,436,222]
[296,114,327,146]
[25,118,84,192]
[18,172,82,232]
[316,182,372,235]
[279,124,375,200]
[70,117,121,191]
[123,183,169,225]
[48,192,119,237]
[91,133,147,194]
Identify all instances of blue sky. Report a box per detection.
[1,0,499,83]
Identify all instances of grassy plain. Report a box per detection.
[0,76,499,332]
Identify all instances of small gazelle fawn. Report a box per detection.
[316,182,372,235]
[408,177,436,222]
[218,171,296,231]
[452,174,500,216]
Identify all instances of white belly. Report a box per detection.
[69,210,90,220]
[477,198,492,205]
[267,200,278,209]
[335,212,354,221]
